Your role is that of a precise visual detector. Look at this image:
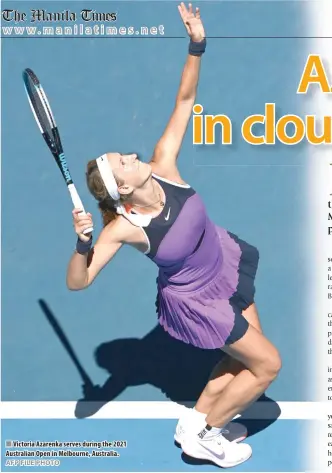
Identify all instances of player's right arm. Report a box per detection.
[66,209,124,290]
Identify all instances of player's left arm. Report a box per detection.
[151,3,206,176]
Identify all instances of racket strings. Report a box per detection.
[25,75,54,140]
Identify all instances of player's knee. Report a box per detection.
[259,349,282,386]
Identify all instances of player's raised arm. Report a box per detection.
[151,3,206,172]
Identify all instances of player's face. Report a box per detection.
[107,152,152,194]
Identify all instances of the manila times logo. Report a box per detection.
[1,9,117,23]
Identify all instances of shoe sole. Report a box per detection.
[181,442,252,469]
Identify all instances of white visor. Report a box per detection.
[96,154,120,201]
[96,154,151,228]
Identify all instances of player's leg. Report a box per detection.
[195,303,263,414]
[181,324,281,468]
[175,304,263,446]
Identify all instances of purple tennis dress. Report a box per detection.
[142,174,259,350]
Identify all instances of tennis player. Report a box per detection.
[66,3,281,468]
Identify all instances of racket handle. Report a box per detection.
[82,226,93,235]
[68,183,94,235]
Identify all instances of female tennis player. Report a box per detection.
[66,3,281,468]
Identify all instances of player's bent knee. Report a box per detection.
[260,350,282,385]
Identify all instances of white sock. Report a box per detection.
[191,408,207,431]
[192,407,207,419]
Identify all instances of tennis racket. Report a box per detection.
[22,68,93,234]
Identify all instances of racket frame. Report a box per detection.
[23,68,93,234]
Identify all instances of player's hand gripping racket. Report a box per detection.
[22,68,93,235]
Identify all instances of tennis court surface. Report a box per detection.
[1,0,322,470]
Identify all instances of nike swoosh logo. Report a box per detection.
[165,208,171,221]
[199,441,225,460]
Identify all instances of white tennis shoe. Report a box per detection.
[181,429,252,468]
[174,409,247,446]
